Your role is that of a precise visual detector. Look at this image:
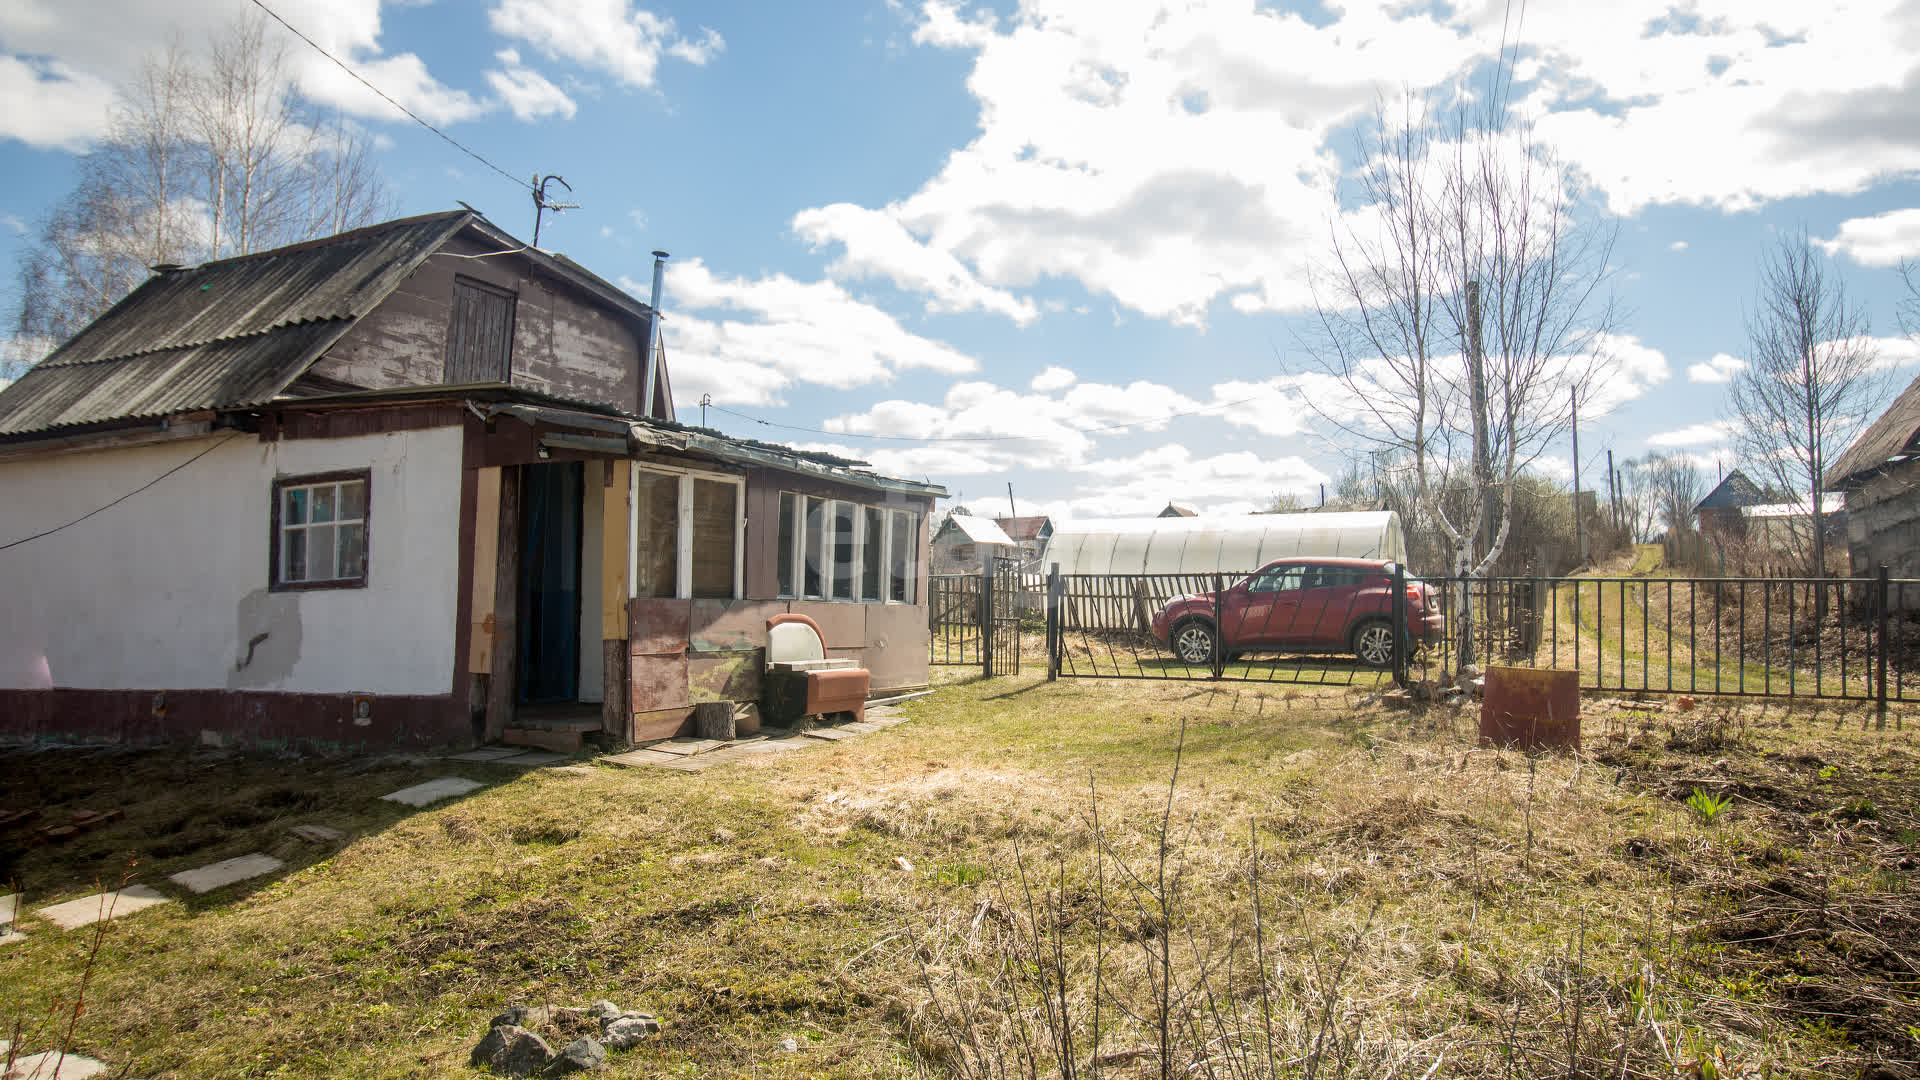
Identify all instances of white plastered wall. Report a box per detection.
[0,427,463,696]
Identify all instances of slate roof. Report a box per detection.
[0,212,473,436]
[1825,372,1920,490]
[936,514,1015,545]
[994,514,1052,541]
[1694,470,1767,512]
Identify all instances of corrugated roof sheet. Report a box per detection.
[942,515,1016,545]
[0,212,472,436]
[1826,372,1920,489]
[995,514,1051,540]
[1694,470,1767,511]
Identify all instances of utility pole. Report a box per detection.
[1606,449,1618,534]
[1571,388,1584,563]
[1006,482,1018,522]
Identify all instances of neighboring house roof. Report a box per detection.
[936,515,1016,545]
[1694,470,1767,512]
[1825,372,1920,490]
[1744,494,1845,519]
[1158,502,1198,517]
[0,210,662,438]
[995,514,1052,541]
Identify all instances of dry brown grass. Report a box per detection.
[1,681,1916,1078]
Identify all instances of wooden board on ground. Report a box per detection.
[651,738,726,756]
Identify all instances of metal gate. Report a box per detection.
[987,557,1021,676]
[928,573,983,665]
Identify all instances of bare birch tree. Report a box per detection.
[6,12,391,376]
[1306,91,1617,670]
[1727,230,1888,583]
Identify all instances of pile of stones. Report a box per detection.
[469,1000,661,1076]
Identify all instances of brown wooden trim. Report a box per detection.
[269,468,373,593]
[485,464,523,739]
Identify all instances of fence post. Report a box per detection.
[1046,562,1061,681]
[980,560,994,679]
[1878,563,1890,731]
[1211,573,1226,679]
[1391,562,1409,687]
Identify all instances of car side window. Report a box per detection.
[1259,567,1306,592]
[1246,568,1286,593]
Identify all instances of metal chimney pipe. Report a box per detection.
[642,250,669,418]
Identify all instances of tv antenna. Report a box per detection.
[530,174,578,247]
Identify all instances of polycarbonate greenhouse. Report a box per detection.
[1041,511,1408,577]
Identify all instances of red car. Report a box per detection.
[1150,558,1443,667]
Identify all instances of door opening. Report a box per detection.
[518,461,583,704]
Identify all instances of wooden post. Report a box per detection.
[601,460,631,743]
[485,465,523,742]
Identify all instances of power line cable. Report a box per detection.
[0,435,240,553]
[248,0,533,194]
[706,395,1264,445]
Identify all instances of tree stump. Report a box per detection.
[693,701,736,741]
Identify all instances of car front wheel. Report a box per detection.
[1352,621,1396,667]
[1172,620,1217,665]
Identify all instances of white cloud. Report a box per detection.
[1063,445,1326,519]
[1818,208,1920,267]
[1646,421,1735,448]
[1836,334,1920,371]
[635,258,979,407]
[485,48,576,121]
[0,55,116,149]
[1030,365,1076,392]
[794,203,1040,325]
[1669,240,1688,252]
[1687,353,1747,383]
[490,0,723,89]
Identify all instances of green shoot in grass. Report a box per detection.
[1687,788,1731,825]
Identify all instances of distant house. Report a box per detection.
[0,210,943,752]
[1741,494,1846,553]
[993,514,1053,570]
[930,513,1016,575]
[1824,372,1920,598]
[1158,502,1198,518]
[1694,470,1767,535]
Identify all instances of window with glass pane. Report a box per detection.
[803,497,826,599]
[273,473,369,589]
[691,478,737,599]
[830,502,856,599]
[776,493,798,597]
[889,510,914,602]
[635,470,679,598]
[861,507,883,600]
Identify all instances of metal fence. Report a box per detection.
[928,573,983,666]
[1449,571,1920,705]
[1025,565,1920,714]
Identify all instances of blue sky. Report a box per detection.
[5,0,1920,520]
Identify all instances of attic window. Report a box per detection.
[445,276,516,383]
[272,471,370,591]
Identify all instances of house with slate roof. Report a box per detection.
[0,211,943,751]
[1825,372,1920,602]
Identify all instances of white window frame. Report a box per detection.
[777,491,919,604]
[628,464,744,600]
[272,471,370,591]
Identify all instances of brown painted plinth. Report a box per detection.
[1479,666,1580,751]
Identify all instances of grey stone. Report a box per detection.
[5,1051,111,1079]
[470,1024,554,1077]
[600,1016,660,1050]
[167,852,284,894]
[490,1005,529,1029]
[289,824,346,844]
[543,1037,606,1074]
[380,777,484,807]
[35,885,172,930]
[587,1001,622,1020]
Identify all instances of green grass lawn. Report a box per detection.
[4,679,1918,1078]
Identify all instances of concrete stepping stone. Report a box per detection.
[5,1050,110,1079]
[488,750,569,766]
[445,747,525,762]
[840,721,881,735]
[289,824,346,844]
[652,738,726,756]
[602,748,711,771]
[36,885,172,930]
[380,777,485,807]
[802,727,859,741]
[167,853,283,895]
